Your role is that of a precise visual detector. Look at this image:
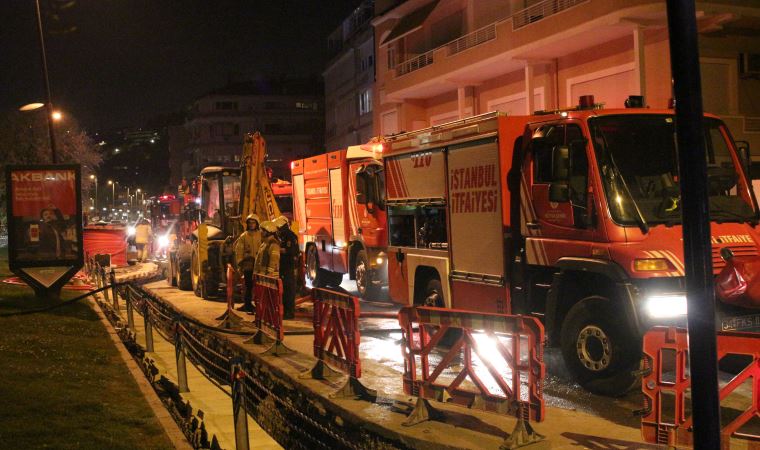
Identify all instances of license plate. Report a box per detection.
[721,313,760,332]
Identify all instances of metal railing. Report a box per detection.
[395,51,434,77]
[88,263,362,449]
[512,0,588,30]
[391,0,587,77]
[447,23,496,56]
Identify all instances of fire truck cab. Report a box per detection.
[291,143,387,298]
[383,102,758,395]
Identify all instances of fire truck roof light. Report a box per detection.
[625,95,645,108]
[578,95,595,109]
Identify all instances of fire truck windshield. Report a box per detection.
[590,114,757,227]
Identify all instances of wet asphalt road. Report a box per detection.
[335,276,643,430]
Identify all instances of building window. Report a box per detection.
[215,101,238,111]
[359,89,373,116]
[296,101,317,110]
[361,55,374,72]
[210,123,238,137]
[387,47,396,70]
[265,123,282,134]
[264,101,286,110]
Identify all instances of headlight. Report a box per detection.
[375,256,384,265]
[127,226,136,236]
[158,235,170,248]
[634,258,670,272]
[645,294,688,318]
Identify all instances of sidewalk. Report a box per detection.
[126,301,281,450]
[110,265,280,449]
[141,281,657,449]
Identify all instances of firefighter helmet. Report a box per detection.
[260,220,278,234]
[245,214,259,223]
[273,215,289,229]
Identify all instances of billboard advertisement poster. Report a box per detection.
[5,164,83,294]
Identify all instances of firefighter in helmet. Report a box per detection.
[274,215,298,319]
[234,214,261,314]
[254,221,280,277]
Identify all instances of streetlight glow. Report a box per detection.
[51,110,62,121]
[19,103,45,111]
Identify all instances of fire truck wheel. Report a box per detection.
[560,297,640,397]
[355,250,380,299]
[306,245,319,283]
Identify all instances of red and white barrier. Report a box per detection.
[398,306,545,445]
[641,326,760,446]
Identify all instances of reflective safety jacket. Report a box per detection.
[234,229,262,271]
[254,236,280,276]
[135,223,152,245]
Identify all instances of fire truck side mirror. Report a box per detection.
[549,183,570,203]
[355,171,368,204]
[736,140,752,178]
[551,145,570,181]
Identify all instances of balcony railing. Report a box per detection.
[392,0,585,78]
[447,23,496,56]
[396,51,434,77]
[512,0,588,30]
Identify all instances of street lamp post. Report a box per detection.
[90,174,98,210]
[108,180,118,211]
[33,0,57,163]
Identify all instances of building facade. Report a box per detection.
[372,0,760,148]
[324,0,376,150]
[183,79,324,178]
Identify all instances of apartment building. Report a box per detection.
[324,0,376,150]
[373,0,760,148]
[184,78,324,178]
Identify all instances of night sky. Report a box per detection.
[1,0,363,132]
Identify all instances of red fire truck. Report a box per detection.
[381,99,759,395]
[291,143,387,298]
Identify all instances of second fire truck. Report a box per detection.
[291,142,387,298]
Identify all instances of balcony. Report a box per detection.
[512,0,589,30]
[447,23,497,56]
[392,0,591,78]
[395,24,496,78]
[396,51,435,76]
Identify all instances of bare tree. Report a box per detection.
[0,111,102,233]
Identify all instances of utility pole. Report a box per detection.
[666,1,721,447]
[34,0,57,163]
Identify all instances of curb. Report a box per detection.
[87,295,192,450]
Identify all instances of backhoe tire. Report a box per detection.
[166,253,177,287]
[191,243,202,298]
[560,297,641,397]
[177,245,193,291]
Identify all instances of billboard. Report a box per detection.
[5,165,83,292]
